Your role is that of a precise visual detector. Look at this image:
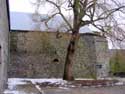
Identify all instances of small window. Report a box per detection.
[53,58,59,62]
[96,64,102,69]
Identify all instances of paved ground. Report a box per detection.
[5,85,125,94]
[4,78,125,94]
[43,86,125,94]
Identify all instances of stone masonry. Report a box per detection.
[9,31,109,78]
[0,0,9,93]
[94,36,109,78]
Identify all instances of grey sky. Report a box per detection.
[9,0,125,49]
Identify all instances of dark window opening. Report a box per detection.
[53,58,59,62]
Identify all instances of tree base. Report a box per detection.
[63,75,74,81]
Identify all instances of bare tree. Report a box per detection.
[32,0,125,81]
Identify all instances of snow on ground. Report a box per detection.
[4,78,68,94]
[6,78,125,89]
[7,78,67,88]
[8,78,28,89]
[4,78,125,94]
[115,82,124,86]
[4,90,22,94]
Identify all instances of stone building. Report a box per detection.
[9,31,109,78]
[0,0,9,93]
[8,12,110,79]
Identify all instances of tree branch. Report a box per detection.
[81,5,125,26]
[45,0,73,30]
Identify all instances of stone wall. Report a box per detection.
[9,31,109,78]
[109,49,125,75]
[0,0,9,93]
[94,36,109,78]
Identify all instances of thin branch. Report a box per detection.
[98,6,125,18]
[45,0,73,30]
[81,5,125,26]
[92,23,125,41]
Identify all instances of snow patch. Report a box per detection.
[8,78,28,90]
[4,90,25,94]
[115,82,124,86]
[58,87,69,90]
[7,78,67,89]
[8,78,67,85]
[76,78,94,80]
[29,78,67,84]
[6,78,68,94]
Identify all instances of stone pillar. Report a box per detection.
[0,0,9,93]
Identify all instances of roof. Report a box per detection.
[10,12,92,33]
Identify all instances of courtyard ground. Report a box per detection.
[4,78,125,94]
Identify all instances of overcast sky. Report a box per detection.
[9,0,125,49]
[9,0,35,13]
[9,0,55,14]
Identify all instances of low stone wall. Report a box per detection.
[109,49,125,75]
[8,31,108,78]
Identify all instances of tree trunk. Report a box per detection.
[63,32,79,81]
[0,0,9,93]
